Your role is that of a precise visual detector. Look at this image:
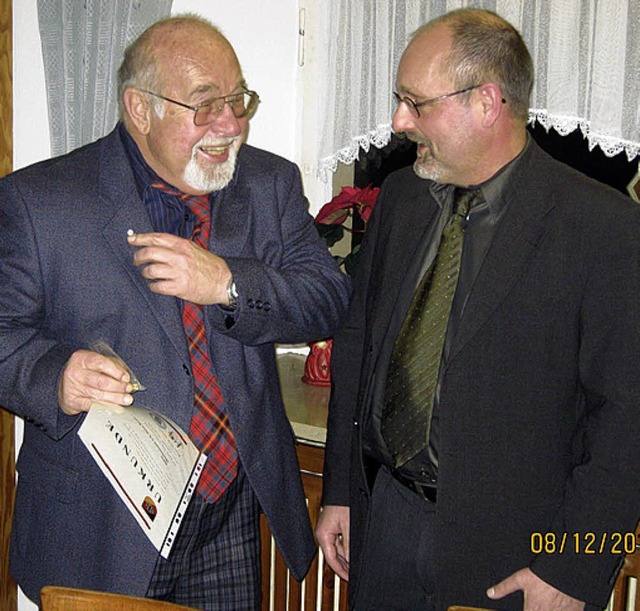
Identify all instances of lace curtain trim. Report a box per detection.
[319,124,393,180]
[319,113,640,182]
[315,0,640,182]
[529,110,640,161]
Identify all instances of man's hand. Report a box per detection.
[315,505,350,581]
[128,232,232,305]
[487,567,585,610]
[58,350,134,415]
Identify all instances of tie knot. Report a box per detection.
[453,188,480,219]
[150,181,210,224]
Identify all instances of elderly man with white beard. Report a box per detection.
[0,14,351,610]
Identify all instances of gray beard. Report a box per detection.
[182,145,239,192]
[413,158,440,182]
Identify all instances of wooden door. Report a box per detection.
[0,0,14,609]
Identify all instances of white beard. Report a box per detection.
[182,138,241,192]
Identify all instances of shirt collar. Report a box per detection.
[475,134,531,221]
[119,122,163,200]
[427,133,532,221]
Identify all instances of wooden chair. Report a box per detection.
[608,523,640,611]
[40,586,199,611]
[260,443,348,611]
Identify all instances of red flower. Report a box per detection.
[314,185,380,227]
[314,184,380,276]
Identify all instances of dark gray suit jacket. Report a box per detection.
[0,128,351,601]
[323,141,640,609]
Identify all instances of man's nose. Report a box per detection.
[208,102,243,138]
[392,101,417,134]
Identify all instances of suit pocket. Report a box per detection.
[15,446,79,504]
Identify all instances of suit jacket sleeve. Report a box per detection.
[205,148,351,346]
[322,176,390,506]
[528,192,640,606]
[0,174,78,439]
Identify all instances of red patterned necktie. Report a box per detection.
[151,182,238,503]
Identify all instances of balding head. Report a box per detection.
[118,14,251,195]
[411,8,533,123]
[117,15,241,119]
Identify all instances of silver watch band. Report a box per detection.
[226,278,239,309]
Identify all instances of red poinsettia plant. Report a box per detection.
[314,184,380,276]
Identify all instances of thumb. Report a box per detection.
[486,569,523,600]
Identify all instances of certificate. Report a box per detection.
[78,402,206,558]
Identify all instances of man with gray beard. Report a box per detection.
[0,14,351,610]
[317,7,640,611]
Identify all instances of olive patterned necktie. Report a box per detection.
[382,188,479,467]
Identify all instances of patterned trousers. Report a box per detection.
[146,465,261,610]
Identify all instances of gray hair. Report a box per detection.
[117,14,229,118]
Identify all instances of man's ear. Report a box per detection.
[123,88,153,135]
[477,83,505,127]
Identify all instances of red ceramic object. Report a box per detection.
[301,339,333,386]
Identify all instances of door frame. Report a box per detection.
[0,0,15,609]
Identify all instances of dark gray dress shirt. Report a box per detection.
[364,136,532,485]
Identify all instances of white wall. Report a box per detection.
[173,0,300,165]
[12,1,304,609]
[13,0,49,171]
[14,0,301,168]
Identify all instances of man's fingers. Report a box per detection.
[487,570,520,599]
[128,231,178,247]
[322,538,349,581]
[90,353,130,383]
[488,568,585,610]
[138,262,175,282]
[58,350,134,415]
[315,505,350,581]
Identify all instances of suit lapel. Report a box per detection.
[448,144,555,362]
[207,151,252,258]
[97,130,188,361]
[369,173,440,350]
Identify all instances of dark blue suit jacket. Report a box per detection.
[0,128,351,601]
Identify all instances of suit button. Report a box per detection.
[256,300,263,309]
[247,298,255,308]
[182,364,191,376]
[263,302,271,311]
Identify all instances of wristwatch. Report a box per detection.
[226,277,239,310]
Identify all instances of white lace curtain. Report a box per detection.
[37,0,173,156]
[316,0,640,180]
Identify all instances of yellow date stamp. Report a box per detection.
[531,532,639,555]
